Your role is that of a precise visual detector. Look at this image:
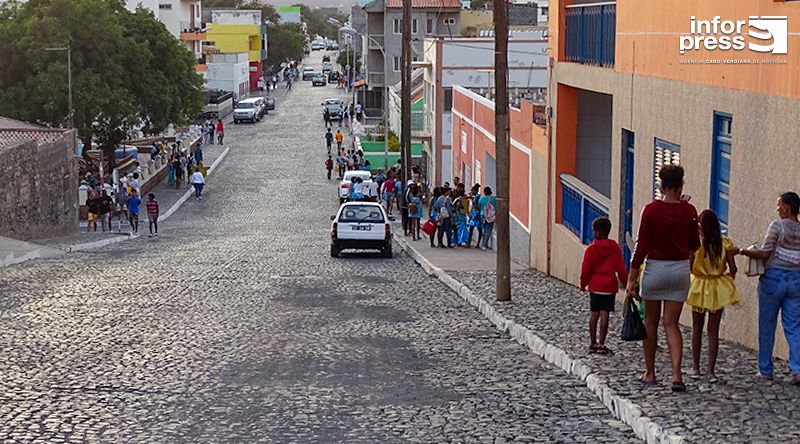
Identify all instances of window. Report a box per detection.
[443,88,453,111]
[426,18,434,34]
[412,55,418,62]
[711,113,732,232]
[412,19,418,34]
[444,18,456,26]
[393,56,400,72]
[393,18,401,34]
[653,138,681,199]
[461,130,467,153]
[158,3,172,10]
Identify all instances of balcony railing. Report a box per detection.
[560,173,610,244]
[564,2,616,68]
[368,35,384,50]
[410,109,431,136]
[180,21,207,33]
[368,72,384,87]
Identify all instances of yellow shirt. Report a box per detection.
[687,237,740,311]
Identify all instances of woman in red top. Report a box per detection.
[626,165,700,392]
[216,119,224,145]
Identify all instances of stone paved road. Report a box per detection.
[0,53,637,443]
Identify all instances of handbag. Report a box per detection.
[409,203,419,213]
[621,297,647,341]
[744,243,765,277]
[421,220,436,236]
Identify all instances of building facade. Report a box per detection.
[362,0,462,109]
[206,9,267,92]
[278,6,301,24]
[204,53,250,100]
[545,0,800,353]
[126,0,205,63]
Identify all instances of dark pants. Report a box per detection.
[326,169,332,180]
[438,217,453,247]
[401,208,409,235]
[193,183,204,198]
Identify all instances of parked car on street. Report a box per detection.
[233,98,262,123]
[312,74,327,86]
[338,170,373,203]
[322,62,333,74]
[302,67,315,80]
[330,202,393,258]
[311,42,325,51]
[328,71,340,82]
[263,96,275,111]
[322,98,344,122]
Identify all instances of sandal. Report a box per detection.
[707,375,718,384]
[638,377,657,387]
[671,382,687,393]
[596,345,612,355]
[690,369,703,380]
[755,373,774,382]
[589,344,599,354]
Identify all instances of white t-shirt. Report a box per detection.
[368,181,379,197]
[191,172,205,185]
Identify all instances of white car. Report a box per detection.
[339,170,373,203]
[233,98,262,123]
[330,202,393,258]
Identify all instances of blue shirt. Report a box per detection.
[127,196,142,214]
[479,195,496,216]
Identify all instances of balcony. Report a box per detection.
[560,173,610,244]
[411,110,431,138]
[367,34,384,50]
[368,72,384,87]
[180,21,207,41]
[564,2,616,68]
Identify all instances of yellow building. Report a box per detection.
[207,9,267,91]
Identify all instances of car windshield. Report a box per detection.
[344,172,371,181]
[338,205,384,223]
[238,103,254,109]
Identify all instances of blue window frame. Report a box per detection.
[653,138,681,199]
[711,113,732,232]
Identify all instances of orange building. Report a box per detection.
[543,0,800,353]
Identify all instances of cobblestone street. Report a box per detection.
[0,54,636,443]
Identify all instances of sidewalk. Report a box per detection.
[394,235,800,444]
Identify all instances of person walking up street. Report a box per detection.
[580,217,628,355]
[479,186,497,250]
[191,168,206,200]
[625,165,699,393]
[194,145,203,165]
[381,174,397,215]
[324,108,331,128]
[99,190,113,232]
[216,119,225,145]
[126,190,141,234]
[325,156,334,180]
[355,102,363,122]
[86,190,101,232]
[208,119,215,145]
[740,191,800,384]
[146,193,160,237]
[687,209,741,383]
[174,156,184,189]
[335,129,344,152]
[325,128,334,154]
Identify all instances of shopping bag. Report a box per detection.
[621,297,647,341]
[744,244,765,277]
[421,220,437,236]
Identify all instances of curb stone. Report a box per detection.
[64,233,137,253]
[161,145,231,221]
[393,234,684,444]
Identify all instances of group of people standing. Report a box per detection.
[580,164,800,391]
[203,118,225,146]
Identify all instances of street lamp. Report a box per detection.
[44,46,73,129]
[329,19,392,170]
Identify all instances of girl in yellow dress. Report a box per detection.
[687,210,741,383]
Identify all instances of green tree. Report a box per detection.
[296,5,347,40]
[264,22,305,72]
[336,50,361,74]
[204,0,280,23]
[0,0,204,165]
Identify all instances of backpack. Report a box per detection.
[484,199,496,223]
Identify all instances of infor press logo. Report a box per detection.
[680,16,788,55]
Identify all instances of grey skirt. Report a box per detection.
[640,259,691,302]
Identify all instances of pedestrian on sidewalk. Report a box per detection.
[428,187,442,247]
[336,152,347,180]
[687,209,741,383]
[740,191,800,384]
[381,174,397,215]
[580,217,628,355]
[194,145,204,164]
[174,156,184,188]
[355,102,363,122]
[325,155,334,180]
[167,156,176,185]
[453,185,470,247]
[99,190,113,232]
[146,193,160,237]
[401,180,414,236]
[216,119,225,145]
[86,190,101,233]
[324,108,331,127]
[408,185,423,241]
[479,187,496,250]
[209,119,216,145]
[468,183,483,248]
[126,190,141,234]
[335,129,344,152]
[625,165,699,393]
[436,188,454,248]
[129,173,141,196]
[325,128,334,153]
[191,169,206,200]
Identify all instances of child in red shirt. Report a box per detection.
[580,217,628,354]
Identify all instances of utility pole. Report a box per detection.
[494,0,511,302]
[400,0,412,186]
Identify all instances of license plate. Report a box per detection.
[352,225,372,231]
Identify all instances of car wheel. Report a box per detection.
[330,245,340,258]
[383,245,392,258]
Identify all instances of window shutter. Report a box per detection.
[653,139,681,199]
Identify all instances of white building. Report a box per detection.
[126,0,204,59]
[204,53,249,100]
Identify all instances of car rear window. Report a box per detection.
[238,103,254,109]
[339,206,384,223]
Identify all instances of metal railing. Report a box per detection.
[367,34,384,50]
[411,109,429,133]
[564,2,616,68]
[560,173,610,244]
[180,21,207,33]
[367,71,384,87]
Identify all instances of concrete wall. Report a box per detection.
[575,89,612,198]
[0,133,78,241]
[206,52,249,99]
[549,58,800,357]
